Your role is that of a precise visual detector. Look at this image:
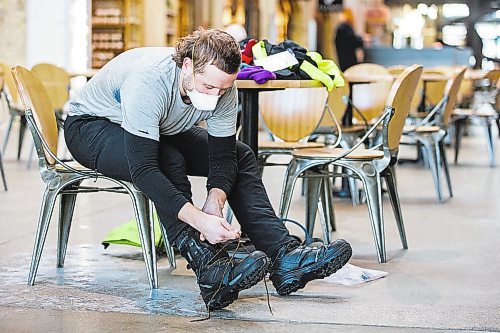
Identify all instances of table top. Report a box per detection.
[420,73,449,82]
[235,79,324,89]
[343,73,393,84]
[464,69,487,81]
[69,69,99,79]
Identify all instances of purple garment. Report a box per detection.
[237,66,276,84]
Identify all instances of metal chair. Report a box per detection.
[279,64,423,263]
[1,62,27,160]
[11,65,162,289]
[453,69,499,167]
[403,68,466,203]
[258,87,333,233]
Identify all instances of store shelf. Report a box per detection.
[165,0,179,46]
[91,0,144,69]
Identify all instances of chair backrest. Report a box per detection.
[486,69,500,84]
[11,66,58,166]
[387,65,423,114]
[385,64,423,151]
[0,62,21,106]
[259,87,328,142]
[31,63,70,111]
[344,63,393,122]
[442,67,466,127]
[423,67,450,107]
[320,75,350,127]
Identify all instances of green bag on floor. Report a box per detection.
[102,214,162,249]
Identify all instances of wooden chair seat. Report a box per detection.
[409,111,428,118]
[258,141,324,150]
[404,125,440,133]
[454,108,497,117]
[55,161,88,172]
[292,147,384,160]
[341,124,367,133]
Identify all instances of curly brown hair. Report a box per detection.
[173,27,241,74]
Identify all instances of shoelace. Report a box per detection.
[191,238,274,321]
[192,217,317,321]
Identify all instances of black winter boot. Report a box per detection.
[175,228,271,310]
[270,239,352,296]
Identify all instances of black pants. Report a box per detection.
[64,115,295,258]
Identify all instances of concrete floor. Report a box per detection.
[0,120,499,332]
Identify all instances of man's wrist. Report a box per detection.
[207,188,227,206]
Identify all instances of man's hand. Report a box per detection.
[198,214,240,244]
[178,200,240,244]
[200,188,240,242]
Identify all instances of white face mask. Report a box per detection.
[186,74,220,111]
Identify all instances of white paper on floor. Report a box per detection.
[322,263,388,285]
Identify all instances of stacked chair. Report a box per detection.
[11,65,175,289]
[278,64,423,263]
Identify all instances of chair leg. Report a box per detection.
[439,141,453,198]
[343,168,359,205]
[2,115,14,154]
[130,191,158,289]
[159,223,176,269]
[27,142,35,169]
[17,115,27,160]
[57,190,79,268]
[420,137,443,203]
[0,150,7,191]
[318,178,334,242]
[454,118,464,164]
[279,158,315,219]
[484,118,496,167]
[29,187,59,285]
[225,205,234,224]
[305,173,322,238]
[358,169,386,263]
[383,166,407,249]
[150,201,176,269]
[495,118,500,140]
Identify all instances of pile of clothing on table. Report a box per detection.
[236,38,345,91]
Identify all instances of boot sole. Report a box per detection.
[205,256,271,310]
[271,243,352,296]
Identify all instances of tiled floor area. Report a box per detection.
[0,119,499,332]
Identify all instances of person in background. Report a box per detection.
[64,28,352,311]
[335,8,364,72]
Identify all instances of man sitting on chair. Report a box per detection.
[64,28,352,310]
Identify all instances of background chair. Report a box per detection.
[1,62,27,160]
[453,69,500,167]
[279,64,423,263]
[387,65,424,116]
[309,76,366,205]
[258,87,331,231]
[12,65,161,289]
[344,63,393,124]
[403,68,466,203]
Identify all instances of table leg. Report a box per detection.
[240,90,259,156]
[419,81,427,113]
[342,83,354,126]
